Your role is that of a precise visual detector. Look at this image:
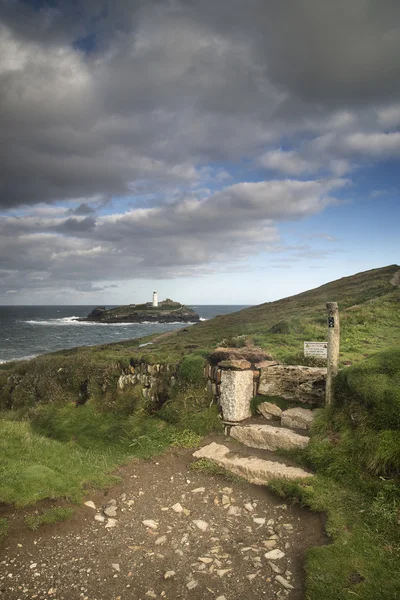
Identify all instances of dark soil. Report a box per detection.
[0,435,327,600]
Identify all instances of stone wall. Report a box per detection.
[117,361,178,404]
[204,348,327,422]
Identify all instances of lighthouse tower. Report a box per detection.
[152,291,158,307]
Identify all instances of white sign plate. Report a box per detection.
[304,341,328,358]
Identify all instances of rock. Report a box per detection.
[191,487,205,493]
[264,549,285,560]
[192,519,209,531]
[112,564,120,572]
[275,575,294,590]
[263,540,277,549]
[222,494,230,505]
[247,574,257,581]
[145,591,157,598]
[94,514,105,523]
[230,424,309,451]
[142,519,158,529]
[84,501,96,510]
[155,536,167,545]
[164,571,176,579]
[198,557,213,564]
[219,370,253,422]
[253,517,265,526]
[218,359,251,370]
[281,407,315,431]
[258,365,326,404]
[227,506,241,517]
[216,596,228,600]
[104,506,117,517]
[193,443,313,485]
[186,580,198,590]
[105,519,117,529]
[244,502,254,512]
[257,402,282,420]
[254,360,278,369]
[171,503,183,513]
[268,562,282,574]
[82,302,200,324]
[217,569,232,577]
[30,563,37,569]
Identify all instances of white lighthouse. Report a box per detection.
[152,291,158,307]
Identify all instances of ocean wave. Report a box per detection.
[0,354,38,364]
[19,317,198,326]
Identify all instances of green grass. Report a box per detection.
[190,458,243,483]
[170,429,202,448]
[24,507,74,531]
[267,348,400,600]
[0,419,124,507]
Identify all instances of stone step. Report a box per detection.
[281,407,315,431]
[230,423,309,451]
[193,443,313,485]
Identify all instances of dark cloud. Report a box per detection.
[0,1,399,210]
[0,177,343,297]
[68,203,96,215]
[0,1,398,299]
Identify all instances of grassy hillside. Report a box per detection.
[0,265,399,599]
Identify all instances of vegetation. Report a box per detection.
[0,264,399,598]
[24,507,74,531]
[189,458,243,483]
[269,347,400,600]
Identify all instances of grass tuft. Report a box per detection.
[190,458,243,483]
[169,429,202,448]
[24,507,74,531]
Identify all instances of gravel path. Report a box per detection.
[0,438,327,600]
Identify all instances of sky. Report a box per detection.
[0,0,399,305]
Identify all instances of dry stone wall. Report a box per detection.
[117,361,178,403]
[204,348,327,422]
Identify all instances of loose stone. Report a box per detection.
[193,519,209,531]
[264,549,285,560]
[104,506,117,518]
[84,501,96,510]
[275,575,294,590]
[155,536,167,546]
[112,564,120,572]
[164,571,175,579]
[186,580,198,590]
[269,562,282,574]
[142,519,158,529]
[191,488,205,493]
[171,503,183,513]
[105,518,117,528]
[94,514,105,523]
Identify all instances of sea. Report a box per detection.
[0,305,250,364]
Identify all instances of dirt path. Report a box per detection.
[0,436,327,600]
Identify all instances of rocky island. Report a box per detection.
[77,295,200,324]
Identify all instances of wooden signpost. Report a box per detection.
[326,302,340,406]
